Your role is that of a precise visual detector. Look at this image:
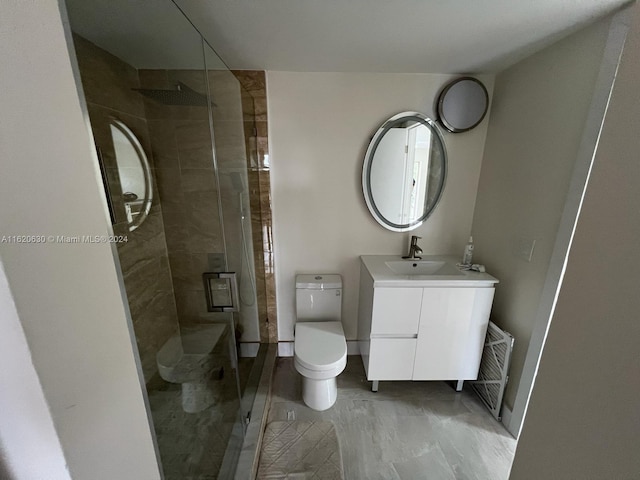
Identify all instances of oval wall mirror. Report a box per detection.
[109,119,153,231]
[437,77,489,133]
[362,112,447,232]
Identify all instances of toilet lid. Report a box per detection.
[295,321,347,372]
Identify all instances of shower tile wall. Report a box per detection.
[206,69,263,343]
[73,35,179,382]
[232,71,278,343]
[236,79,269,341]
[74,34,278,351]
[139,69,226,326]
[139,67,278,343]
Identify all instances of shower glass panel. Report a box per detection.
[64,0,264,478]
[202,44,266,475]
[204,43,261,377]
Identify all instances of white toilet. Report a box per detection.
[294,274,347,411]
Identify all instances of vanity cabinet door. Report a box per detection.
[371,288,422,335]
[369,338,417,380]
[412,287,494,380]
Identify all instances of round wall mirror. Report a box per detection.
[109,119,153,231]
[362,112,447,232]
[437,77,489,133]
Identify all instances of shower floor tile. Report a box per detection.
[148,382,235,478]
[147,357,254,479]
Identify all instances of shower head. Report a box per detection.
[133,82,215,107]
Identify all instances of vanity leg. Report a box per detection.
[455,380,464,392]
[372,381,379,392]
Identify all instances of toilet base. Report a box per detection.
[302,376,337,411]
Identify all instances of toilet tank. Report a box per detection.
[295,274,342,322]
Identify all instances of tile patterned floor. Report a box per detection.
[266,357,516,480]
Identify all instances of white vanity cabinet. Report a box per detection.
[358,256,498,390]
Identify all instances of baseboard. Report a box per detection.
[278,341,360,357]
[347,341,360,355]
[501,405,517,438]
[278,342,294,357]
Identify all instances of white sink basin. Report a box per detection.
[385,260,464,276]
[361,255,498,287]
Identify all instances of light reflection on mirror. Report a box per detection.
[109,120,153,231]
[363,112,446,232]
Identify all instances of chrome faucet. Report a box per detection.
[402,235,423,260]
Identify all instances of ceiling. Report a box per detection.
[65,0,227,70]
[66,0,631,73]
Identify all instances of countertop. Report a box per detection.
[360,255,499,288]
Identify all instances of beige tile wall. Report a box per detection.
[232,71,278,343]
[72,34,180,382]
[73,33,278,355]
[139,69,228,328]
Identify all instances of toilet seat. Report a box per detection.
[294,321,347,373]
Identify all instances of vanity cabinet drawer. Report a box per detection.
[368,338,417,380]
[371,288,422,335]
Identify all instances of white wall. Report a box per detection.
[0,262,70,479]
[510,3,640,476]
[470,15,612,413]
[0,1,160,478]
[268,72,494,341]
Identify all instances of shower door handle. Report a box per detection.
[203,272,239,312]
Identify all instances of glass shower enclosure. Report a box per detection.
[64,0,266,478]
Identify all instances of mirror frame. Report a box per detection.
[362,111,447,232]
[109,119,153,231]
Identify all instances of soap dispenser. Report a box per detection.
[462,236,474,265]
